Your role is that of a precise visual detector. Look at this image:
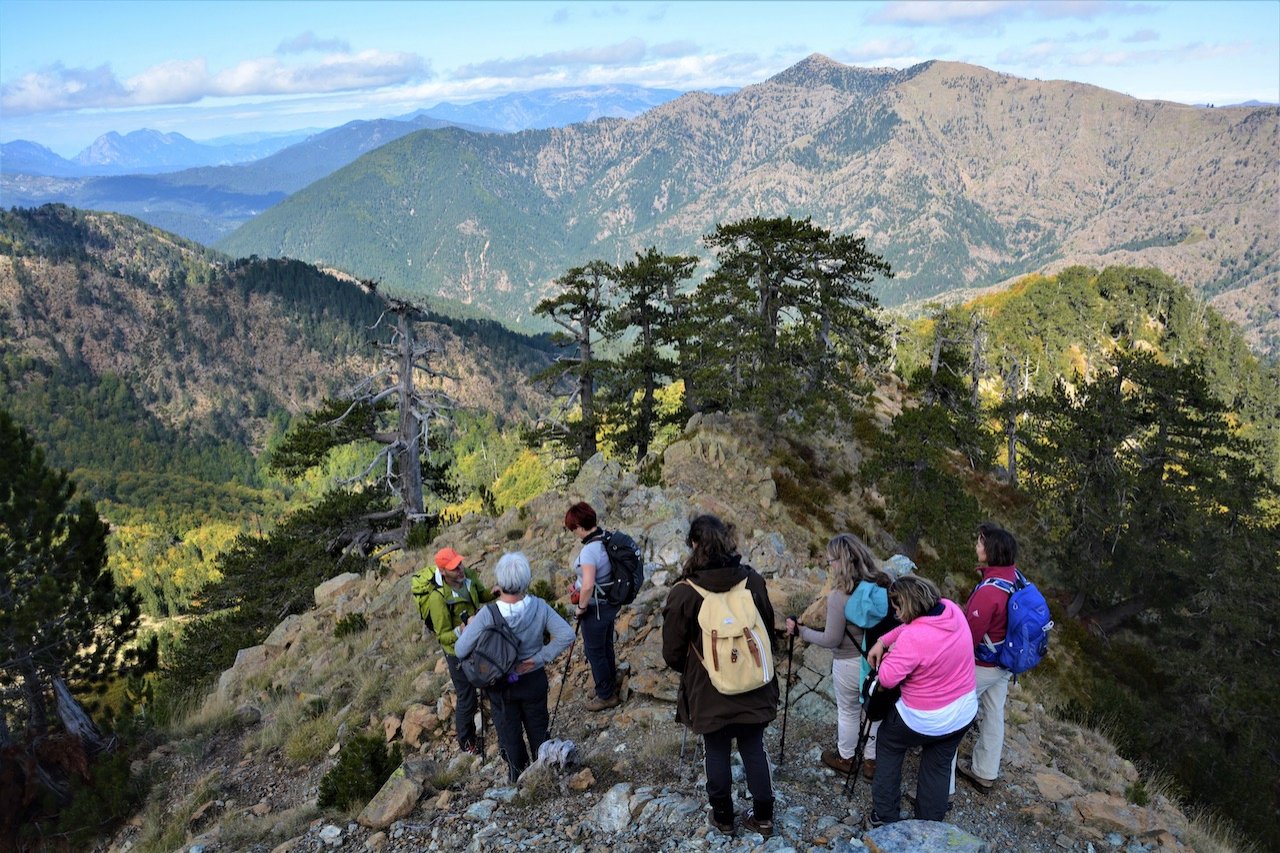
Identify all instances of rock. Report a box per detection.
[401,703,434,747]
[402,754,438,785]
[567,768,596,791]
[233,704,263,727]
[216,644,278,701]
[365,830,387,850]
[318,824,343,846]
[315,573,362,607]
[189,799,217,825]
[465,799,498,821]
[863,820,988,852]
[591,782,634,833]
[265,615,304,650]
[357,768,423,829]
[270,838,302,853]
[1074,792,1151,835]
[1034,768,1085,801]
[382,714,401,742]
[249,800,272,816]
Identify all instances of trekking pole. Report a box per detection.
[547,618,582,738]
[778,623,796,764]
[477,688,487,757]
[843,712,873,798]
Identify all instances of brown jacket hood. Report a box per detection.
[661,556,781,734]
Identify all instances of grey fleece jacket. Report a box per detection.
[454,595,574,671]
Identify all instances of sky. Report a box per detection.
[2,0,1278,156]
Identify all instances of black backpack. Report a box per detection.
[459,603,521,688]
[600,529,644,606]
[861,667,902,722]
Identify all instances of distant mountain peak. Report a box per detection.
[766,53,905,93]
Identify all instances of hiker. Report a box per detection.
[865,575,978,825]
[418,547,495,754]
[663,514,780,838]
[454,551,574,782]
[564,501,620,711]
[784,534,899,779]
[957,522,1019,792]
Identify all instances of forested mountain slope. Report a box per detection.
[218,54,1279,350]
[0,204,555,613]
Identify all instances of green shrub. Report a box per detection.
[334,613,368,638]
[36,751,148,850]
[317,734,402,811]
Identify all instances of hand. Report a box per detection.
[785,617,799,637]
[516,659,535,675]
[576,605,588,619]
[867,641,886,669]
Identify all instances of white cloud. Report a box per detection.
[453,38,652,79]
[1,50,430,116]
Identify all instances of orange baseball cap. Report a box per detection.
[434,547,464,571]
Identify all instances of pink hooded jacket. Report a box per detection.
[877,599,977,711]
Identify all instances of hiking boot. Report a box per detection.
[821,748,855,774]
[459,740,480,755]
[707,810,735,835]
[742,808,773,837]
[584,692,621,712]
[865,809,886,829]
[861,758,876,780]
[958,760,996,791]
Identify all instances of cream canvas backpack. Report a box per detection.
[684,579,774,695]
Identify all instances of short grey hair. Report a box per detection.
[495,551,532,594]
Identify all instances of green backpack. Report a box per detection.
[412,568,480,633]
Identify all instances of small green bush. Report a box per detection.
[334,613,368,638]
[317,734,402,811]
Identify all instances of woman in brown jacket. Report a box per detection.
[662,514,780,837]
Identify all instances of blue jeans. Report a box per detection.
[580,599,619,699]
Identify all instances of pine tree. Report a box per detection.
[601,247,697,464]
[532,260,615,465]
[682,216,890,423]
[1,410,151,739]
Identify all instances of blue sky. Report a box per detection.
[2,0,1277,155]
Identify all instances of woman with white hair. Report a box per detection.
[455,551,575,782]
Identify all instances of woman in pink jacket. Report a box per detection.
[866,576,977,825]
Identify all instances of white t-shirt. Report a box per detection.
[574,538,612,589]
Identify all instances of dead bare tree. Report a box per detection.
[328,296,455,558]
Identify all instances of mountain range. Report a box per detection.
[214,55,1279,352]
[400,83,691,131]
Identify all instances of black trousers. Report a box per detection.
[444,653,479,748]
[872,705,972,822]
[488,668,551,782]
[703,721,774,822]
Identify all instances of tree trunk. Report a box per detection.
[53,677,108,756]
[396,310,425,520]
[1004,359,1021,487]
[1089,595,1149,635]
[18,658,47,738]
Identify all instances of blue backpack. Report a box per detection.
[975,570,1053,674]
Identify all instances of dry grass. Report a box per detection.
[283,714,339,765]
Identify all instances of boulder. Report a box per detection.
[1033,768,1084,801]
[216,645,278,701]
[864,820,989,852]
[1073,792,1151,835]
[264,615,304,651]
[357,768,423,829]
[590,783,634,833]
[400,704,435,748]
[315,573,362,607]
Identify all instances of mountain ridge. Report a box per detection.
[217,55,1279,351]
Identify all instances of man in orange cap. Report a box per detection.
[412,546,495,753]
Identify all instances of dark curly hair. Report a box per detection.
[683,514,739,575]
